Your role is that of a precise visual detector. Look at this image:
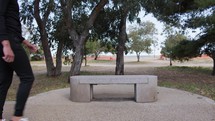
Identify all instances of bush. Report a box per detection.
[31,54,44,61]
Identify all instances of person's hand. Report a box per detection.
[22,40,38,53]
[1,40,15,63]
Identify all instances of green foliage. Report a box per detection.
[203,42,215,58]
[85,40,102,57]
[171,40,201,61]
[31,54,44,61]
[112,0,142,22]
[128,21,157,56]
[92,0,145,55]
[51,17,74,54]
[130,38,153,54]
[143,0,215,74]
[170,31,215,74]
[30,46,44,61]
[195,0,215,8]
[161,33,187,59]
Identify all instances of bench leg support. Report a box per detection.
[135,80,157,103]
[70,79,91,102]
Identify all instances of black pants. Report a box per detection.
[0,36,34,119]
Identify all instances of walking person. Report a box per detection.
[0,0,38,121]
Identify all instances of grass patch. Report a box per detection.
[157,66,215,100]
[159,66,212,75]
[30,60,46,64]
[7,71,112,101]
[7,73,70,101]
[7,66,215,101]
[159,81,215,100]
[31,73,70,95]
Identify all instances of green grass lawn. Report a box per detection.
[6,66,215,101]
[157,66,215,100]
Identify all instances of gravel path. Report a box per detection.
[3,87,215,121]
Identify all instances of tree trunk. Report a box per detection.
[211,52,215,76]
[94,54,98,60]
[212,58,215,76]
[70,44,84,76]
[115,46,124,75]
[40,36,56,76]
[170,58,172,66]
[55,41,64,76]
[136,52,140,62]
[60,0,108,77]
[34,0,60,76]
[84,53,87,67]
[115,8,128,75]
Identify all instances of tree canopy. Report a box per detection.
[142,0,215,75]
[128,21,157,62]
[19,0,215,76]
[161,33,187,66]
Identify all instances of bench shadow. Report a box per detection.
[92,85,135,102]
[92,97,134,102]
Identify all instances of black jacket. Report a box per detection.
[0,0,25,43]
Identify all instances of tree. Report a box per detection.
[142,0,215,75]
[203,42,215,75]
[172,33,215,75]
[83,40,102,66]
[161,33,187,66]
[128,21,157,62]
[20,0,63,76]
[21,0,144,77]
[85,40,105,60]
[51,17,73,73]
[94,0,144,75]
[115,4,128,75]
[114,1,148,75]
[60,0,143,76]
[34,0,59,76]
[60,0,108,76]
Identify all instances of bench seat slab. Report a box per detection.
[70,75,157,103]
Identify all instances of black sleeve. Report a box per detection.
[0,0,10,42]
[19,36,25,43]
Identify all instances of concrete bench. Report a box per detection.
[70,75,157,103]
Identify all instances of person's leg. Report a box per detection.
[0,46,14,120]
[10,41,34,118]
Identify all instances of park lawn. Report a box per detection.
[156,66,215,100]
[6,66,215,101]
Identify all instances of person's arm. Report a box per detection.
[0,0,10,42]
[1,40,15,63]
[0,0,14,63]
[22,40,38,53]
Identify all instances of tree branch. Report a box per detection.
[83,0,108,34]
[43,0,54,23]
[34,0,44,33]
